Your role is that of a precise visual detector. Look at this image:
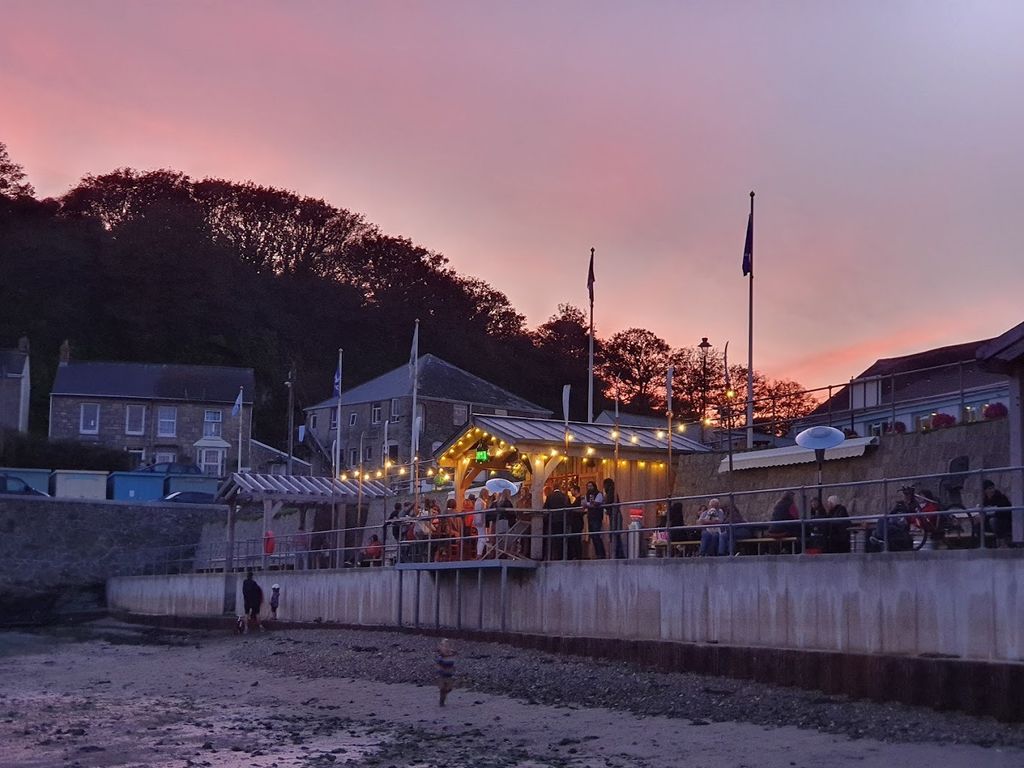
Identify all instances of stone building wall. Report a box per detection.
[0,495,225,622]
[672,418,1011,522]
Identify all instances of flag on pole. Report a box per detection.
[742,209,753,276]
[409,320,419,382]
[587,248,595,304]
[231,386,243,417]
[333,360,342,396]
[562,384,571,426]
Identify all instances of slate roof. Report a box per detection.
[51,361,255,404]
[436,414,709,457]
[978,320,1024,374]
[305,354,550,415]
[0,350,28,377]
[811,338,1006,415]
[594,410,665,428]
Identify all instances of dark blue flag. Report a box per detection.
[742,212,753,276]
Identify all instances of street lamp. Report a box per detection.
[698,337,712,444]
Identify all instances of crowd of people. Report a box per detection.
[360,477,1017,564]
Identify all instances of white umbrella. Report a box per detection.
[485,477,520,495]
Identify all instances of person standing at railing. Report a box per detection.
[565,483,584,560]
[544,483,569,560]
[603,478,626,559]
[582,481,606,559]
[474,489,491,558]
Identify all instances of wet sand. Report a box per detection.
[0,621,1020,767]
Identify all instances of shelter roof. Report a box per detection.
[305,354,550,415]
[594,410,664,428]
[52,360,254,404]
[216,472,393,505]
[435,414,708,461]
[716,436,878,473]
[977,320,1024,374]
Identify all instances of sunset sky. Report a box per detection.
[4,2,1023,389]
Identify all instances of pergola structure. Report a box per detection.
[216,472,393,575]
[435,414,709,513]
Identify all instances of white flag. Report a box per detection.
[231,387,243,417]
[409,320,419,383]
[562,384,570,426]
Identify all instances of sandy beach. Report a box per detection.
[0,620,1021,768]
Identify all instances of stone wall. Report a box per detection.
[0,495,225,622]
[672,419,1012,521]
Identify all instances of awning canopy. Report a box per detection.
[436,414,708,464]
[216,472,393,504]
[716,436,879,473]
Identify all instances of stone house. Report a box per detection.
[303,353,550,476]
[49,356,254,474]
[0,338,31,433]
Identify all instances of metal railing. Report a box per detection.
[113,465,1023,577]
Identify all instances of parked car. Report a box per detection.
[139,462,203,475]
[0,473,50,496]
[163,491,217,504]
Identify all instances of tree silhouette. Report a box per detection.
[0,142,35,199]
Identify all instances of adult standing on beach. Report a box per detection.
[242,570,263,631]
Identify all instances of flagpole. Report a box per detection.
[236,385,243,473]
[334,348,343,477]
[746,191,755,449]
[666,367,673,496]
[409,319,419,496]
[587,247,595,423]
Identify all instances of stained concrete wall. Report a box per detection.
[108,550,1024,663]
[673,418,1014,521]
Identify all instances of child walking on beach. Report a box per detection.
[436,638,456,706]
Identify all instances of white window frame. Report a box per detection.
[330,410,338,430]
[385,442,399,463]
[371,403,382,424]
[80,403,100,435]
[124,404,146,435]
[452,403,468,426]
[203,409,223,438]
[154,451,177,465]
[363,445,373,462]
[390,398,401,421]
[348,412,357,427]
[348,448,358,468]
[157,406,177,437]
[309,413,319,430]
[198,447,225,476]
[126,448,146,468]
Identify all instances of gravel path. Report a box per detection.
[234,627,1024,750]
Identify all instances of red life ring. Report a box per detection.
[263,530,276,554]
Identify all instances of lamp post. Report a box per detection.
[698,337,712,444]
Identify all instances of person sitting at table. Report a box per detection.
[867,487,914,552]
[718,502,751,556]
[817,495,851,554]
[698,499,723,556]
[981,480,1012,545]
[767,491,799,539]
[361,534,383,564]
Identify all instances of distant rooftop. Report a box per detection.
[0,350,28,377]
[52,360,254,404]
[306,354,550,415]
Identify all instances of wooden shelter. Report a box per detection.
[216,472,394,574]
[435,414,709,514]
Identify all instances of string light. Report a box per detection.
[585,447,595,456]
[630,435,639,444]
[656,430,665,439]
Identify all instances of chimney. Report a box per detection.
[17,336,29,354]
[59,339,71,365]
